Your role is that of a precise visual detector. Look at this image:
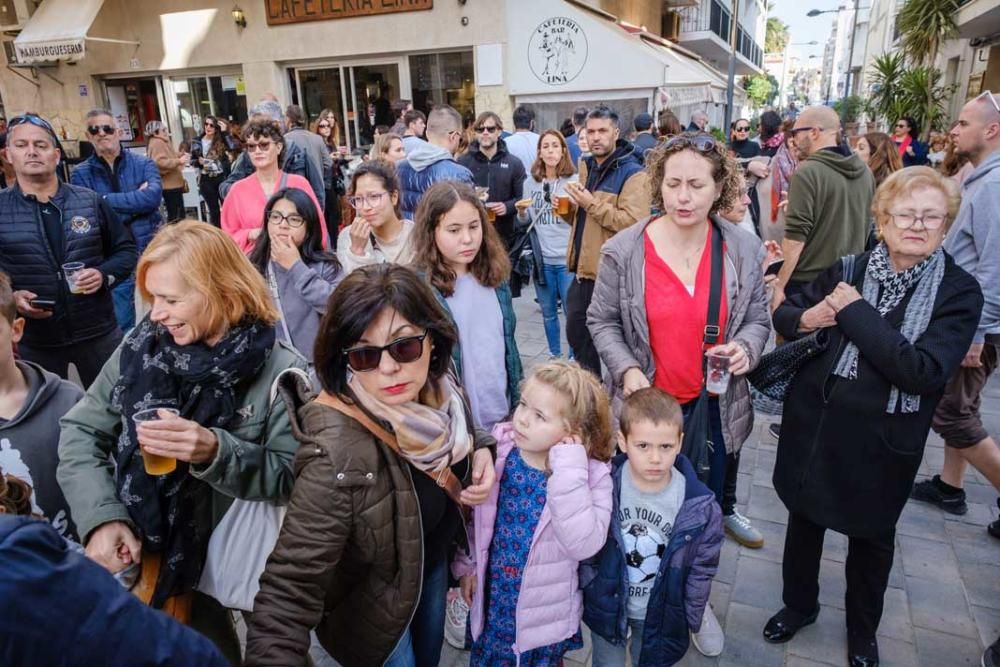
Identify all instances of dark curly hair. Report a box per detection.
[241,115,285,164]
[644,133,742,215]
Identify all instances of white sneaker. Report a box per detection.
[443,588,469,649]
[690,604,724,657]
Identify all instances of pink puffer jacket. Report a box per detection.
[453,422,613,657]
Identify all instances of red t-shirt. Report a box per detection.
[644,226,728,402]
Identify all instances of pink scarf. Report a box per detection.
[896,134,912,157]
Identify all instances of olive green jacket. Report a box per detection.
[57,339,306,544]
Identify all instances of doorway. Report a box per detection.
[295,61,403,152]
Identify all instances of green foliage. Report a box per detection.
[833,96,865,123]
[709,127,727,143]
[866,53,956,134]
[897,0,961,67]
[867,53,909,126]
[744,73,774,109]
[765,17,790,53]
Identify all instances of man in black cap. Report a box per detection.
[632,112,658,163]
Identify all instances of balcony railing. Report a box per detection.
[678,0,763,68]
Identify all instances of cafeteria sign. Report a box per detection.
[265,0,433,26]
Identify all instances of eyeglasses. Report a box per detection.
[978,90,1000,114]
[475,125,499,134]
[267,210,305,227]
[86,124,116,136]
[204,122,216,129]
[344,332,428,372]
[735,126,750,132]
[889,212,947,230]
[245,140,273,153]
[790,126,820,136]
[895,123,909,129]
[347,191,388,209]
[663,133,717,152]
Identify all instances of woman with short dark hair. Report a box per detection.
[892,116,929,167]
[246,263,496,667]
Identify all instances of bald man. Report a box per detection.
[771,106,874,309]
[395,104,474,219]
[912,93,1000,535]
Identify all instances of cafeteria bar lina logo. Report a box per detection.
[528,17,587,86]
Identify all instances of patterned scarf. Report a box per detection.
[347,371,472,475]
[112,315,275,608]
[833,243,945,413]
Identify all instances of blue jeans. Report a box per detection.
[384,556,448,667]
[535,263,574,356]
[680,396,728,503]
[591,619,644,667]
[112,275,136,332]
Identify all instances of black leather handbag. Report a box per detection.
[747,329,830,401]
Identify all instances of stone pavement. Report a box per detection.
[438,283,1000,667]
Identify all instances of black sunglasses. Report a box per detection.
[87,124,116,136]
[475,125,499,134]
[344,332,429,372]
[663,133,717,152]
[735,126,750,132]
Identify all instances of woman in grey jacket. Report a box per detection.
[587,135,771,549]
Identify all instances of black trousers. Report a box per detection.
[566,277,600,376]
[782,511,895,642]
[200,180,223,228]
[18,328,123,389]
[721,450,741,515]
[163,188,185,223]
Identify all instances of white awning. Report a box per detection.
[507,0,723,98]
[13,0,138,65]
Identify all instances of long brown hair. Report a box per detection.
[410,181,511,297]
[312,108,342,148]
[530,129,576,182]
[863,132,903,187]
[940,134,969,177]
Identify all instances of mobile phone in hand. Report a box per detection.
[765,259,784,276]
[29,298,55,311]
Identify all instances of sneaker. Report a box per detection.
[989,499,1000,540]
[910,476,968,515]
[768,422,781,440]
[983,635,1000,667]
[690,604,724,657]
[443,588,469,650]
[724,510,765,548]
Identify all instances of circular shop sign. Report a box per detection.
[528,17,588,86]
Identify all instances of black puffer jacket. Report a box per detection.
[0,182,137,347]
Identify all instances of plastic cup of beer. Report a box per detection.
[705,348,733,394]
[486,206,497,223]
[62,262,85,294]
[133,408,180,475]
[553,194,571,216]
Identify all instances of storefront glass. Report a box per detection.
[409,50,475,118]
[526,98,649,138]
[297,63,401,151]
[173,74,248,144]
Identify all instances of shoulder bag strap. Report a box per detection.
[265,263,294,346]
[314,391,466,505]
[704,221,725,348]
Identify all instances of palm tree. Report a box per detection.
[896,0,961,67]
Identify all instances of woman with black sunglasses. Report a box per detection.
[248,187,342,364]
[188,115,234,227]
[245,263,496,667]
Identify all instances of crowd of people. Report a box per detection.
[0,88,997,667]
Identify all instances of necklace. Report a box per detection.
[682,241,705,269]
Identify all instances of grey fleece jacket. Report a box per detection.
[270,258,343,363]
[587,217,771,452]
[944,150,1000,343]
[0,361,83,542]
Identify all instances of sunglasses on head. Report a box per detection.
[344,332,428,372]
[87,124,116,136]
[663,133,717,152]
[8,113,58,136]
[978,90,1000,114]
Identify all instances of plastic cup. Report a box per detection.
[62,262,85,294]
[486,206,497,223]
[554,194,571,216]
[705,348,733,394]
[132,408,180,475]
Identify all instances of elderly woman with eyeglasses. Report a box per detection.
[763,167,982,666]
[337,160,415,273]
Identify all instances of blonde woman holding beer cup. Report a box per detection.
[515,129,579,357]
[57,221,305,662]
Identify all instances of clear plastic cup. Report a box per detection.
[705,348,733,394]
[62,262,85,294]
[132,408,180,475]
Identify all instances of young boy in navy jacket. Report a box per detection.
[582,387,724,666]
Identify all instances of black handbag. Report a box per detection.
[747,329,830,401]
[681,221,725,483]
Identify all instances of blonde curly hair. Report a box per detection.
[644,133,742,216]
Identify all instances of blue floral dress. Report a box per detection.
[470,448,583,666]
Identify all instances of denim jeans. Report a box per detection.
[384,556,448,667]
[591,619,644,667]
[680,396,728,503]
[535,263,574,356]
[112,275,136,332]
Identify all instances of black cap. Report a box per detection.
[634,112,653,131]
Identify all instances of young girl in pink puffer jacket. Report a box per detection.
[453,360,614,665]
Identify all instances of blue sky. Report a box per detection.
[769,0,849,65]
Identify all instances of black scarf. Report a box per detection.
[112,315,275,607]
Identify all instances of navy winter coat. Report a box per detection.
[396,141,474,220]
[71,149,163,252]
[0,516,227,666]
[581,454,723,666]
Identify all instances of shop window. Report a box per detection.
[525,99,650,141]
[409,51,475,118]
[174,75,247,144]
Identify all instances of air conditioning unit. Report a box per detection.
[0,0,37,32]
[663,11,681,41]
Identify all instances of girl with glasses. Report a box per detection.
[246,263,496,667]
[338,160,415,273]
[248,187,342,364]
[411,181,522,431]
[728,118,761,159]
[187,115,234,227]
